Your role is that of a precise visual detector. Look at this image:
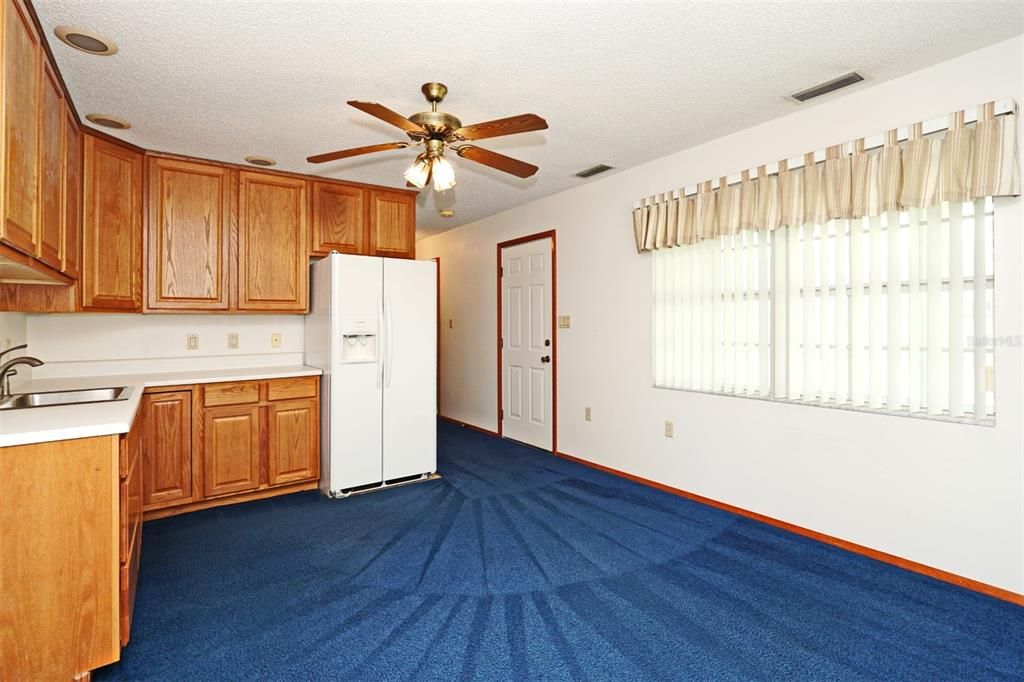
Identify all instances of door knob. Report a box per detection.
[541,355,551,363]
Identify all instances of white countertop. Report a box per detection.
[0,365,321,448]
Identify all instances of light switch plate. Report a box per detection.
[186,334,199,351]
[227,333,239,350]
[270,332,282,349]
[558,314,571,329]
[585,406,592,421]
[664,420,674,438]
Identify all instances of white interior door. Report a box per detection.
[501,238,553,450]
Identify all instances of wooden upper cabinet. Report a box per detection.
[310,182,364,256]
[268,398,319,486]
[368,189,415,259]
[81,135,143,311]
[202,404,260,498]
[36,62,64,270]
[146,158,233,310]
[1,0,41,256]
[237,171,307,312]
[141,391,194,511]
[61,107,82,279]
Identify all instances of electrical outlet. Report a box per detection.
[270,332,282,349]
[585,406,592,421]
[227,333,239,350]
[664,420,674,438]
[186,334,199,351]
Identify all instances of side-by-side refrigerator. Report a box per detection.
[305,253,436,496]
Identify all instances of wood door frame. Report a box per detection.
[496,230,557,453]
[433,256,441,415]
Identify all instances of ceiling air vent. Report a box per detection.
[790,72,864,103]
[575,164,614,178]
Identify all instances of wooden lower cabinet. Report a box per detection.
[203,404,261,498]
[141,376,320,519]
[141,390,193,510]
[268,398,319,485]
[118,414,144,646]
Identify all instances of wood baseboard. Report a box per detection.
[555,450,1024,607]
[439,415,499,437]
[143,480,319,521]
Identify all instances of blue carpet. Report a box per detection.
[97,420,1023,680]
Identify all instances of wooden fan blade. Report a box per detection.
[453,114,548,141]
[306,142,408,164]
[347,101,425,134]
[455,145,538,178]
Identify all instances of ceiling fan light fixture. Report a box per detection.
[431,155,456,192]
[403,155,431,189]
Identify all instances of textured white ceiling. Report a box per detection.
[33,1,1023,237]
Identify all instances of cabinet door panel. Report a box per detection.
[2,0,41,255]
[61,108,82,279]
[37,62,63,269]
[311,182,364,256]
[237,171,307,311]
[203,404,260,498]
[268,399,318,486]
[368,189,415,259]
[82,135,143,311]
[142,391,194,510]
[147,158,232,310]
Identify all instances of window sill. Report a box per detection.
[653,384,995,427]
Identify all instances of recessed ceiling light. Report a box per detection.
[85,113,130,130]
[245,156,277,167]
[54,26,118,55]
[439,209,455,218]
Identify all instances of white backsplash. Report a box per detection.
[26,313,306,379]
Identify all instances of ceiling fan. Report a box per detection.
[306,82,548,192]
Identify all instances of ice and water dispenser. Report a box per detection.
[340,318,378,364]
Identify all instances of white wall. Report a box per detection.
[418,36,1024,594]
[0,312,30,387]
[26,314,305,378]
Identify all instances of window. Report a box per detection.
[653,198,995,423]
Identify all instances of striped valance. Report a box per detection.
[633,100,1020,252]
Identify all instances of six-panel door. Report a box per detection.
[147,158,233,310]
[202,404,261,498]
[237,171,308,311]
[141,391,194,510]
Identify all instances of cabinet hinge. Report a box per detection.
[499,338,503,349]
[500,266,504,277]
[500,408,504,419]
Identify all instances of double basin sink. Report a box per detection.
[0,386,131,411]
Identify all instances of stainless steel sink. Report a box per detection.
[0,386,131,410]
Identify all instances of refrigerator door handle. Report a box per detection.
[385,295,395,387]
[376,295,384,389]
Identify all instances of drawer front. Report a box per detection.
[204,381,260,407]
[266,376,318,402]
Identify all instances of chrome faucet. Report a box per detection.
[0,344,44,400]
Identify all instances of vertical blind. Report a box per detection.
[653,198,995,421]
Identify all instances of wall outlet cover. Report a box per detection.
[585,406,592,421]
[186,334,199,351]
[227,333,239,350]
[270,332,282,349]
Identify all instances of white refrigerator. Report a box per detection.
[305,253,437,496]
